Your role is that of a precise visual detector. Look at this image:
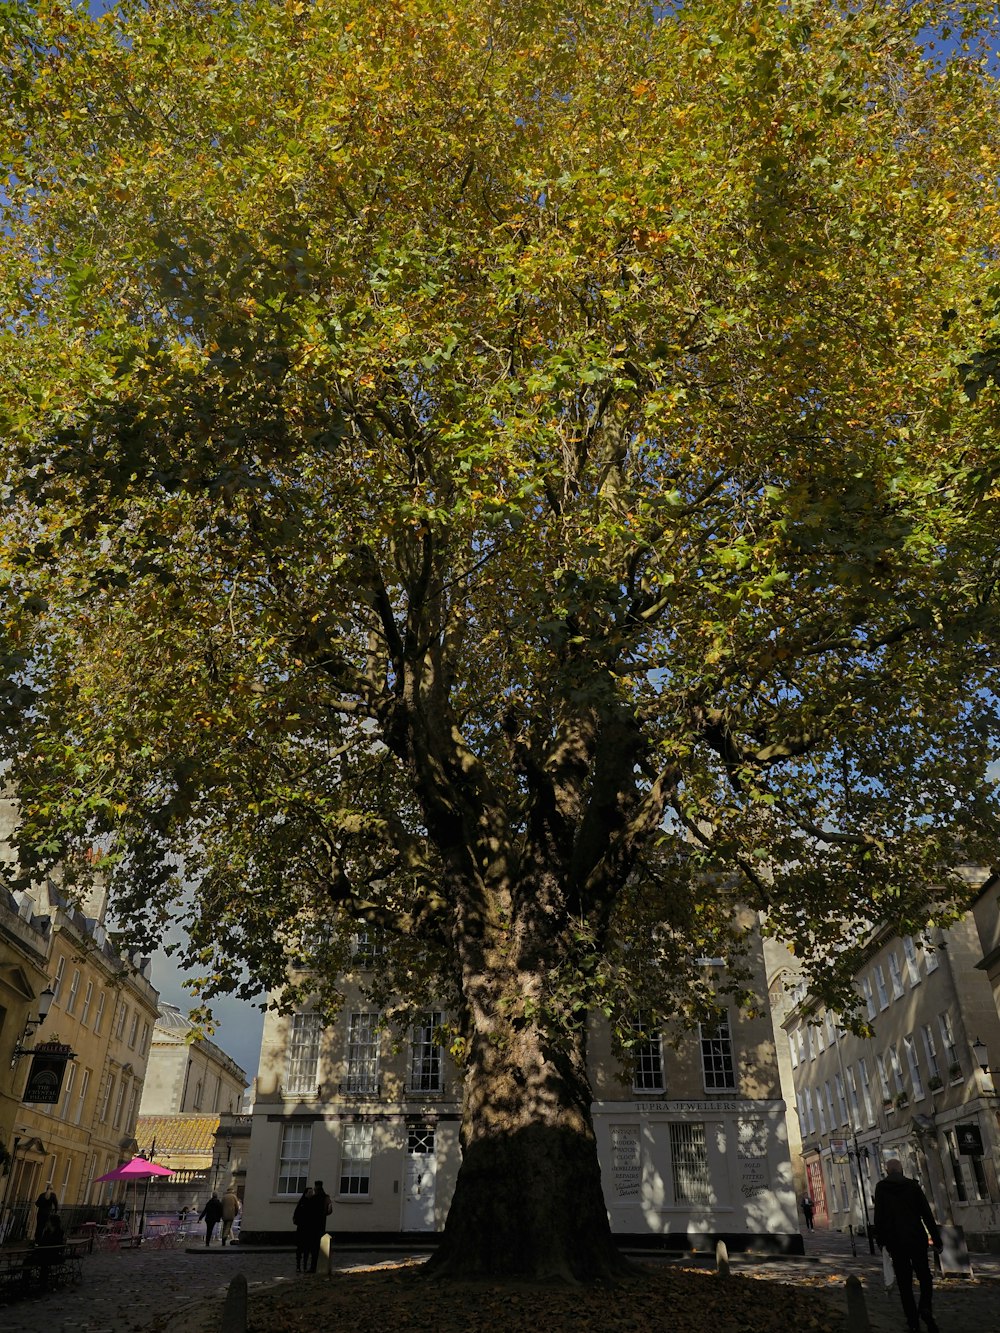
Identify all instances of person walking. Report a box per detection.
[34,1185,58,1241]
[292,1186,314,1273]
[301,1179,332,1273]
[873,1158,943,1333]
[220,1186,241,1246]
[198,1191,224,1247]
[801,1194,815,1231]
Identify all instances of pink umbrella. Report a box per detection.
[95,1157,174,1239]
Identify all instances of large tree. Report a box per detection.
[2,0,1000,1279]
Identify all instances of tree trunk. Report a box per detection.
[426,975,627,1282]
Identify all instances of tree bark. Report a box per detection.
[425,962,627,1282]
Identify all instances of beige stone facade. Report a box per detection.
[782,907,1000,1250]
[242,928,798,1249]
[1,878,159,1232]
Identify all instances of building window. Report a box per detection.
[861,977,876,1020]
[805,1026,815,1060]
[631,1013,664,1093]
[887,1045,905,1097]
[825,1011,837,1046]
[803,1086,816,1136]
[669,1122,712,1204]
[902,937,921,986]
[66,969,81,1016]
[921,1024,940,1079]
[858,1059,874,1125]
[825,1081,836,1129]
[346,1012,380,1094]
[409,1012,443,1092]
[939,1013,959,1074]
[903,1035,924,1099]
[93,990,106,1036]
[339,1122,374,1196]
[834,1073,849,1126]
[797,1029,807,1064]
[59,1060,77,1120]
[128,1012,139,1049]
[115,1000,128,1040]
[286,1012,323,1095]
[51,956,66,1005]
[126,1082,141,1133]
[351,930,385,966]
[888,954,905,1000]
[817,1087,827,1134]
[140,1021,150,1055]
[277,1123,312,1195]
[113,1076,129,1129]
[789,1029,799,1070]
[61,1155,72,1200]
[944,1129,968,1203]
[846,1066,862,1129]
[876,1054,892,1103]
[101,1074,116,1123]
[815,1020,825,1054]
[699,1017,736,1092]
[80,981,94,1026]
[874,966,889,1011]
[924,942,940,973]
[74,1068,90,1125]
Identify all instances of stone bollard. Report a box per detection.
[845,1274,871,1331]
[220,1273,248,1333]
[320,1231,336,1276]
[715,1239,730,1278]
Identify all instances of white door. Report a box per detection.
[401,1125,436,1231]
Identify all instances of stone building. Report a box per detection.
[0,877,159,1233]
[781,901,1000,1251]
[134,1002,249,1214]
[241,926,799,1250]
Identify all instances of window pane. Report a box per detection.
[287,1012,323,1094]
[346,1013,380,1093]
[277,1123,312,1195]
[669,1122,711,1204]
[631,1013,663,1092]
[700,1018,735,1091]
[409,1012,442,1091]
[339,1122,374,1196]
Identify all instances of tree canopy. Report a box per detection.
[2,0,1000,1278]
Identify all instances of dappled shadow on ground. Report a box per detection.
[235,1261,845,1333]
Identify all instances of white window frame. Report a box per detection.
[80,980,94,1026]
[51,955,66,1005]
[66,968,81,1016]
[902,936,921,986]
[888,1044,905,1096]
[74,1067,90,1125]
[699,1016,736,1092]
[874,965,889,1011]
[922,1024,940,1079]
[409,1011,443,1092]
[903,1035,924,1100]
[888,953,905,1000]
[101,1074,116,1123]
[939,1012,959,1075]
[346,1012,381,1094]
[113,1075,128,1128]
[59,1060,77,1120]
[277,1122,312,1195]
[817,1086,828,1134]
[861,977,876,1020]
[631,1013,665,1093]
[834,1072,849,1125]
[338,1122,374,1197]
[845,1066,861,1129]
[858,1058,874,1125]
[128,1012,139,1049]
[115,999,128,1040]
[93,990,106,1036]
[286,1012,323,1095]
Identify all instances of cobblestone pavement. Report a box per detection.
[710,1227,1000,1333]
[1,1229,998,1333]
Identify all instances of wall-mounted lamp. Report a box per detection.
[971,1037,1000,1076]
[11,986,56,1063]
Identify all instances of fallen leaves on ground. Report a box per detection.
[245,1262,846,1333]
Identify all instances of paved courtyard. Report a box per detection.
[1,1230,998,1333]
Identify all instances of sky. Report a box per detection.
[147,922,266,1083]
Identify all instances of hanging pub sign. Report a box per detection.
[956,1123,984,1156]
[22,1041,74,1104]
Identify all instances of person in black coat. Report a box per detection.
[299,1180,331,1273]
[873,1159,943,1333]
[291,1187,314,1273]
[198,1192,224,1247]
